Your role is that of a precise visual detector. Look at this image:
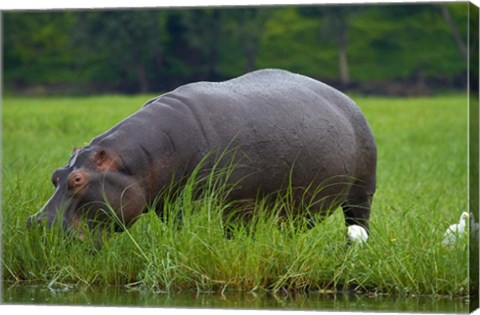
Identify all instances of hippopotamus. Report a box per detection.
[27,69,376,245]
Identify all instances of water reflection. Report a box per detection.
[2,284,469,313]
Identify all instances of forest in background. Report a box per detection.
[3,3,475,96]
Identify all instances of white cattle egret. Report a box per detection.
[442,212,470,246]
[347,225,368,244]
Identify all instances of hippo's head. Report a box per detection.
[27,146,146,244]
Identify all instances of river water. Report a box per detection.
[1,284,470,313]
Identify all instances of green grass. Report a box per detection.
[1,94,470,297]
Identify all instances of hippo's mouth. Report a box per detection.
[65,213,108,249]
[69,224,105,250]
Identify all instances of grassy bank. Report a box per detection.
[2,94,470,297]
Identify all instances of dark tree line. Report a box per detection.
[4,3,471,95]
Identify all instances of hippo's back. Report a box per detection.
[144,69,376,208]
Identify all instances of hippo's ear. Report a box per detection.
[72,147,81,155]
[93,149,122,172]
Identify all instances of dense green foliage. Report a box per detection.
[4,3,470,94]
[2,94,470,297]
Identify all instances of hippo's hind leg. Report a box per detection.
[341,187,374,234]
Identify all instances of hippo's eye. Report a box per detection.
[67,170,87,190]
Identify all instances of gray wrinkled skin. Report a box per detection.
[28,69,376,245]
